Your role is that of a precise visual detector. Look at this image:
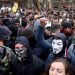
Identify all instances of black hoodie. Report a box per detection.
[10,36,44,75]
[46,33,67,68]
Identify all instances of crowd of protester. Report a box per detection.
[0,5,75,75]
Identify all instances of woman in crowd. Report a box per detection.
[43,58,74,75]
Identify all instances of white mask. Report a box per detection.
[52,39,63,54]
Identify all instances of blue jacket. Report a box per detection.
[68,44,75,65]
[36,25,67,68]
[36,25,66,51]
[46,51,66,68]
[36,25,53,61]
[36,25,52,51]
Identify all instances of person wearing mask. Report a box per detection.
[46,33,67,68]
[36,18,67,62]
[10,36,45,75]
[0,26,14,75]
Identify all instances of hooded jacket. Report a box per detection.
[0,26,12,40]
[46,33,67,68]
[68,44,75,65]
[68,44,75,73]
[10,36,44,75]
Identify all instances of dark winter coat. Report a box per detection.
[9,36,45,75]
[9,55,44,75]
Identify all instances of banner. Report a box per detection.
[12,2,18,13]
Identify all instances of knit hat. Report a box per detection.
[61,21,71,29]
[0,26,12,40]
[15,36,29,48]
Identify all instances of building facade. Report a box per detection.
[0,0,75,9]
[41,0,75,9]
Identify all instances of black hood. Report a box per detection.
[54,33,67,45]
[53,33,67,56]
[0,26,12,40]
[15,36,30,49]
[15,36,32,60]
